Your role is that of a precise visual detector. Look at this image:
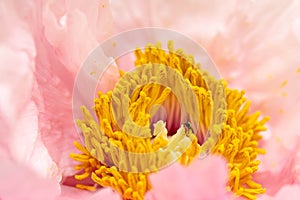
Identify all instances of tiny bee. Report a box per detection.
[183,122,194,136]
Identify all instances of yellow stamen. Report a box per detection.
[70,41,269,200]
[210,85,269,199]
[72,113,198,199]
[280,80,288,88]
[75,184,96,191]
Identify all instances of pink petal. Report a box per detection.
[145,156,232,200]
[0,0,35,133]
[42,0,113,71]
[0,159,60,200]
[255,136,300,195]
[0,102,60,180]
[110,0,237,41]
[263,185,300,200]
[202,0,300,151]
[33,35,87,176]
[59,186,121,200]
[30,0,114,176]
[0,0,59,180]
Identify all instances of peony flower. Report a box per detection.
[69,36,269,199]
[1,0,300,200]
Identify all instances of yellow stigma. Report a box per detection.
[70,41,269,200]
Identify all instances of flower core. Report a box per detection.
[70,41,269,200]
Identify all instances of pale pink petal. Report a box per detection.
[0,0,35,134]
[255,136,300,195]
[0,0,59,180]
[0,102,60,181]
[0,159,60,200]
[42,0,113,71]
[145,156,232,200]
[33,35,87,176]
[95,61,120,93]
[205,1,300,151]
[263,185,300,200]
[110,0,237,41]
[59,186,121,200]
[30,0,114,176]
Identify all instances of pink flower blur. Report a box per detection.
[0,0,299,199]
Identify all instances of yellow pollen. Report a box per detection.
[70,41,269,200]
[297,68,300,73]
[267,75,273,79]
[282,92,287,97]
[89,71,96,76]
[280,80,288,88]
[279,108,285,114]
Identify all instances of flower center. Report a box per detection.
[69,41,269,200]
